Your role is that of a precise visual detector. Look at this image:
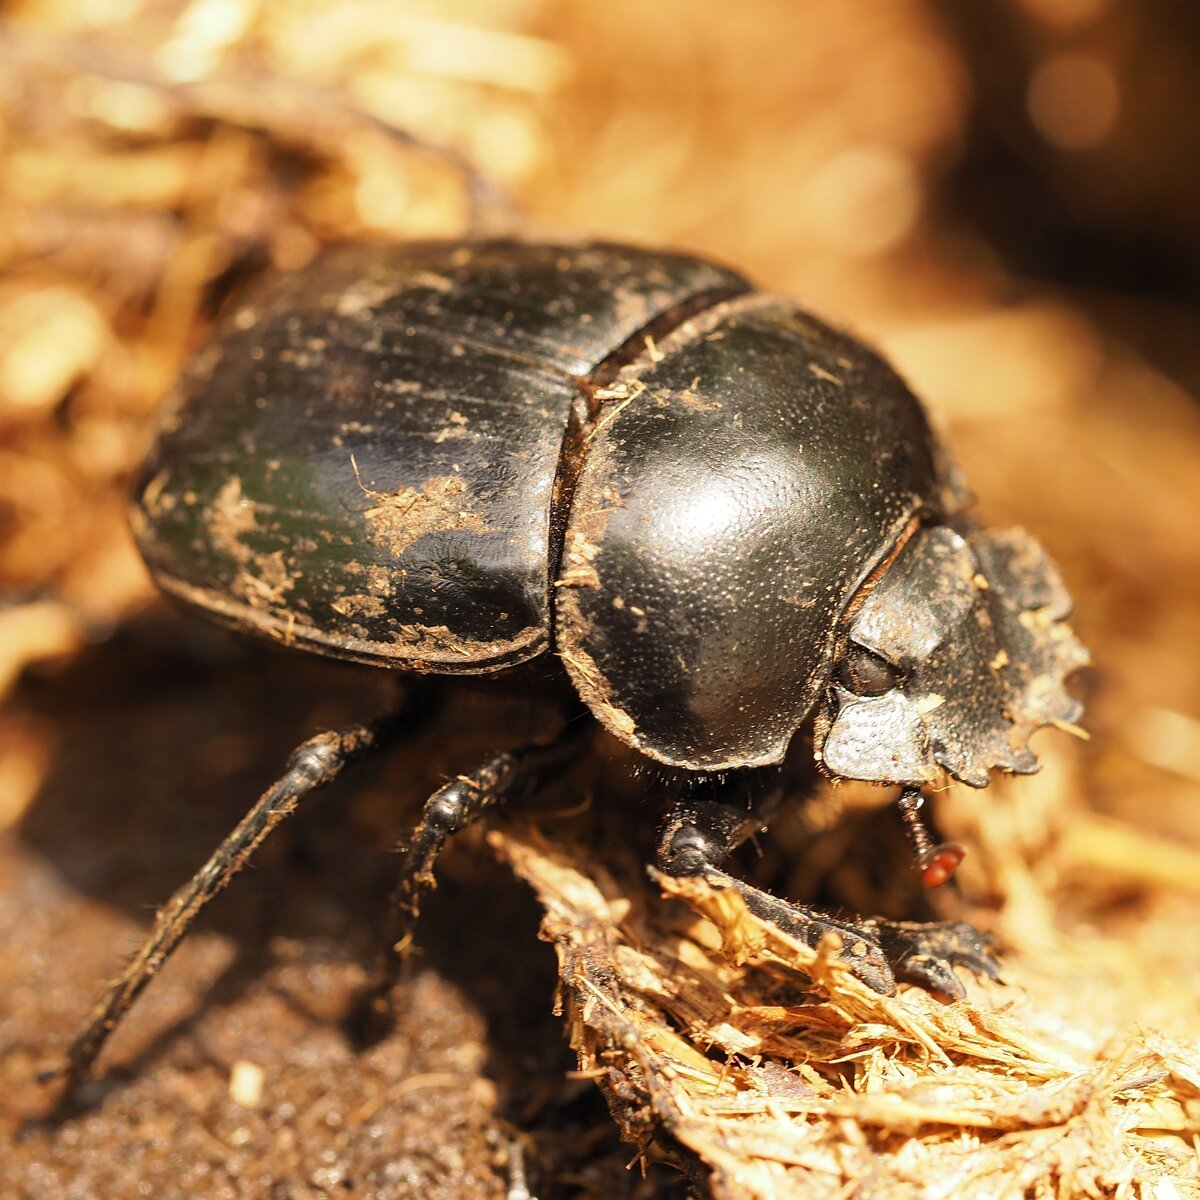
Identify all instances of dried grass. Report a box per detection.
[493,785,1200,1198]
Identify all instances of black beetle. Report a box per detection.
[48,239,1086,1094]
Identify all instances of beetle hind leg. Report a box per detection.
[656,781,999,998]
[40,707,412,1105]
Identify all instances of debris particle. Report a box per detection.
[229,1060,265,1108]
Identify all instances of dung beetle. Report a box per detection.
[47,239,1086,1095]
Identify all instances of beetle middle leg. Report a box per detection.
[352,728,585,1039]
[657,774,999,997]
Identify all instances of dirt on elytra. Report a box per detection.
[3,2,1200,1199]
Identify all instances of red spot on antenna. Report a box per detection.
[919,843,965,889]
[897,786,967,888]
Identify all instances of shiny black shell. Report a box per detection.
[556,296,946,769]
[132,240,951,771]
[133,242,745,671]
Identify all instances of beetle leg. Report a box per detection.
[656,782,999,997]
[860,917,1001,995]
[40,709,409,1102]
[657,799,897,994]
[352,731,584,1039]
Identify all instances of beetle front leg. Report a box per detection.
[656,779,999,997]
[863,916,1000,995]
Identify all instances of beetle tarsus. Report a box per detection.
[866,918,1001,997]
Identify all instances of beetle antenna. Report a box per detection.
[896,786,965,888]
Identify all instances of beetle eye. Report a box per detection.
[837,643,904,696]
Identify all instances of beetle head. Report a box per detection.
[815,525,1088,788]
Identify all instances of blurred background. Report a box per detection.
[1,1,1198,1197]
